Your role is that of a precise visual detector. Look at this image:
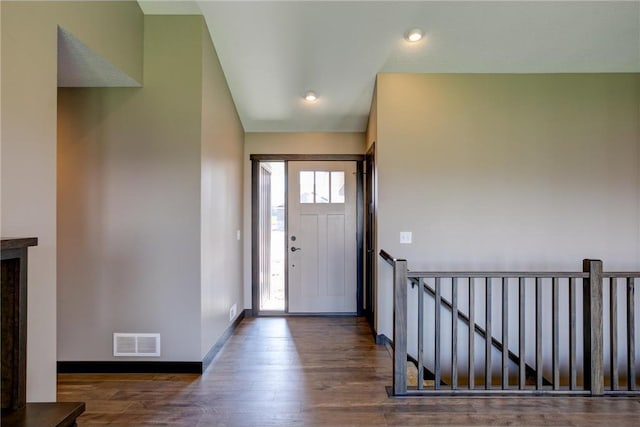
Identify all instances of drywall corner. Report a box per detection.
[200,18,245,359]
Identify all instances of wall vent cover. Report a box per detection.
[113,333,160,357]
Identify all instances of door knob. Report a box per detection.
[291,246,302,252]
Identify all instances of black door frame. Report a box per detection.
[364,144,376,329]
[250,154,365,316]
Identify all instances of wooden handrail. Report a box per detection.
[409,271,589,279]
[379,249,402,266]
[603,272,640,278]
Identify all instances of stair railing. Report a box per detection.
[412,277,551,387]
[380,250,640,397]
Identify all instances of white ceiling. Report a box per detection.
[138,1,640,132]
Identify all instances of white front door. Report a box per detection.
[287,161,357,313]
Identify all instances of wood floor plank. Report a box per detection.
[58,317,640,426]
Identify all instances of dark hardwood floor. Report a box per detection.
[58,317,640,426]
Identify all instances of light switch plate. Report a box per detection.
[400,231,412,244]
[230,303,237,321]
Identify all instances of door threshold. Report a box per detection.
[284,312,359,317]
[257,310,287,317]
[255,312,359,318]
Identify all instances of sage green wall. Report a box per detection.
[1,0,142,401]
[375,73,640,339]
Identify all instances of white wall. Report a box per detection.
[242,132,365,310]
[375,73,640,339]
[1,0,143,401]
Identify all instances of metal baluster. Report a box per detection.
[469,278,475,390]
[434,278,441,390]
[611,277,618,391]
[569,277,577,390]
[502,278,509,390]
[452,278,458,390]
[486,277,492,390]
[519,277,526,390]
[536,277,543,390]
[552,277,559,390]
[628,278,636,391]
[417,278,424,390]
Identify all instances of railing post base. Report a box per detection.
[392,258,408,396]
[583,259,604,396]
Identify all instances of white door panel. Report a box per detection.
[288,161,357,313]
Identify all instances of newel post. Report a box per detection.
[583,259,604,395]
[393,258,408,396]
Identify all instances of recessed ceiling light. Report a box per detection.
[304,91,318,102]
[405,28,423,43]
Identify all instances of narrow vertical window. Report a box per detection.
[331,171,345,203]
[315,171,330,203]
[300,171,314,203]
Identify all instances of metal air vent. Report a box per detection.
[113,333,160,357]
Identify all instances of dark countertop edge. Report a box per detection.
[1,238,38,251]
[1,402,85,427]
[57,401,86,427]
